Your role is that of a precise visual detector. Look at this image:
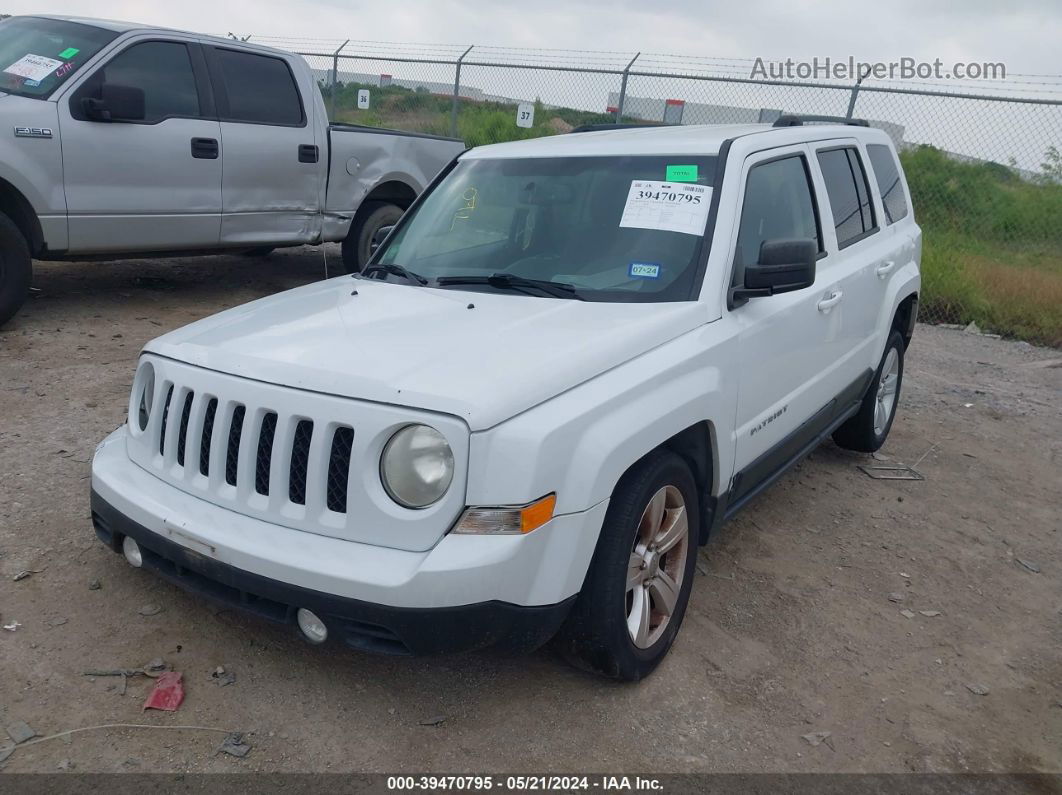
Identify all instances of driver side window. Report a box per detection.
[733,154,821,285]
[71,41,201,123]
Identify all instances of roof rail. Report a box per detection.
[772,114,870,128]
[569,122,669,133]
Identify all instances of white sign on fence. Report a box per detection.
[516,102,534,128]
[357,89,371,110]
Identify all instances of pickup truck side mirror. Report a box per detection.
[731,238,817,305]
[83,83,146,122]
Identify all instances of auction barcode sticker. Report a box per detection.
[619,180,712,237]
[3,53,63,82]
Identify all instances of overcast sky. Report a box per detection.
[5,0,1061,79]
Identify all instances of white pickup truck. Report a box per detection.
[0,15,464,325]
[92,117,920,681]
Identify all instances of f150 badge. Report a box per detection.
[14,127,53,139]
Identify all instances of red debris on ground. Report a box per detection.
[143,671,184,712]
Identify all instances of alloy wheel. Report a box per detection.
[626,485,689,649]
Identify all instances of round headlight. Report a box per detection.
[135,361,155,431]
[380,424,454,508]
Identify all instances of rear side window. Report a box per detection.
[734,155,821,273]
[213,48,303,125]
[816,147,876,248]
[867,144,909,224]
[74,41,200,122]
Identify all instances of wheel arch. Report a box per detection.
[892,291,918,350]
[0,176,44,256]
[361,179,418,212]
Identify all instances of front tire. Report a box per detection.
[556,450,699,681]
[833,330,905,452]
[341,202,404,274]
[0,212,32,327]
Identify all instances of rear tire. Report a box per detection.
[341,202,404,274]
[833,330,905,452]
[556,450,699,681]
[0,212,32,327]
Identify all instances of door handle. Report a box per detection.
[190,137,218,159]
[817,290,843,313]
[298,144,319,163]
[876,260,896,278]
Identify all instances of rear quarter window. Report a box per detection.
[866,144,909,224]
[816,146,877,248]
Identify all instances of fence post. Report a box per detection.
[845,67,869,120]
[615,52,640,123]
[330,40,350,122]
[451,45,474,138]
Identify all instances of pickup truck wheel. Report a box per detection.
[833,330,905,453]
[341,202,404,274]
[556,450,698,681]
[0,212,32,327]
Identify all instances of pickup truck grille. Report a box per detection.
[126,356,468,552]
[151,387,354,512]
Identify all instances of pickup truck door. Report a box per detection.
[203,45,323,245]
[57,38,222,252]
[726,145,858,509]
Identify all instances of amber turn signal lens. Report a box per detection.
[520,494,556,534]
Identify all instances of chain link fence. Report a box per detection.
[245,36,1062,345]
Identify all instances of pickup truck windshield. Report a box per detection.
[376,155,718,302]
[0,17,117,99]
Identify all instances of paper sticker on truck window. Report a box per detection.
[629,262,661,279]
[3,54,63,82]
[665,165,698,182]
[619,180,711,237]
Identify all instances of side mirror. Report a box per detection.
[83,83,146,122]
[732,238,817,304]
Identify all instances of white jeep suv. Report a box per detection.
[91,116,920,680]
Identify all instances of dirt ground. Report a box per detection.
[0,248,1059,775]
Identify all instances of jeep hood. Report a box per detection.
[145,278,708,430]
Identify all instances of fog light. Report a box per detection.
[122,536,143,568]
[296,608,328,644]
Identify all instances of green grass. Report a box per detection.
[322,81,1062,346]
[902,146,1062,347]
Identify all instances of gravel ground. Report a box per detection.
[0,249,1059,774]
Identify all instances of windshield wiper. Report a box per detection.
[435,273,584,300]
[361,263,428,286]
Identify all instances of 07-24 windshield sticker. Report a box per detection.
[3,53,64,82]
[618,180,712,237]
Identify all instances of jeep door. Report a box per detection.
[58,38,223,252]
[809,139,892,377]
[202,46,324,245]
[725,144,852,507]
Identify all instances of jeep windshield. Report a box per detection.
[0,17,117,99]
[373,154,718,302]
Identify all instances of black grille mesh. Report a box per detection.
[199,398,218,476]
[255,412,278,496]
[158,384,174,455]
[326,427,355,513]
[176,391,194,467]
[288,420,314,505]
[225,405,245,487]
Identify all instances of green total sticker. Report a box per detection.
[666,164,698,182]
[58,47,80,59]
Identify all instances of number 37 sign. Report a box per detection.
[516,102,534,129]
